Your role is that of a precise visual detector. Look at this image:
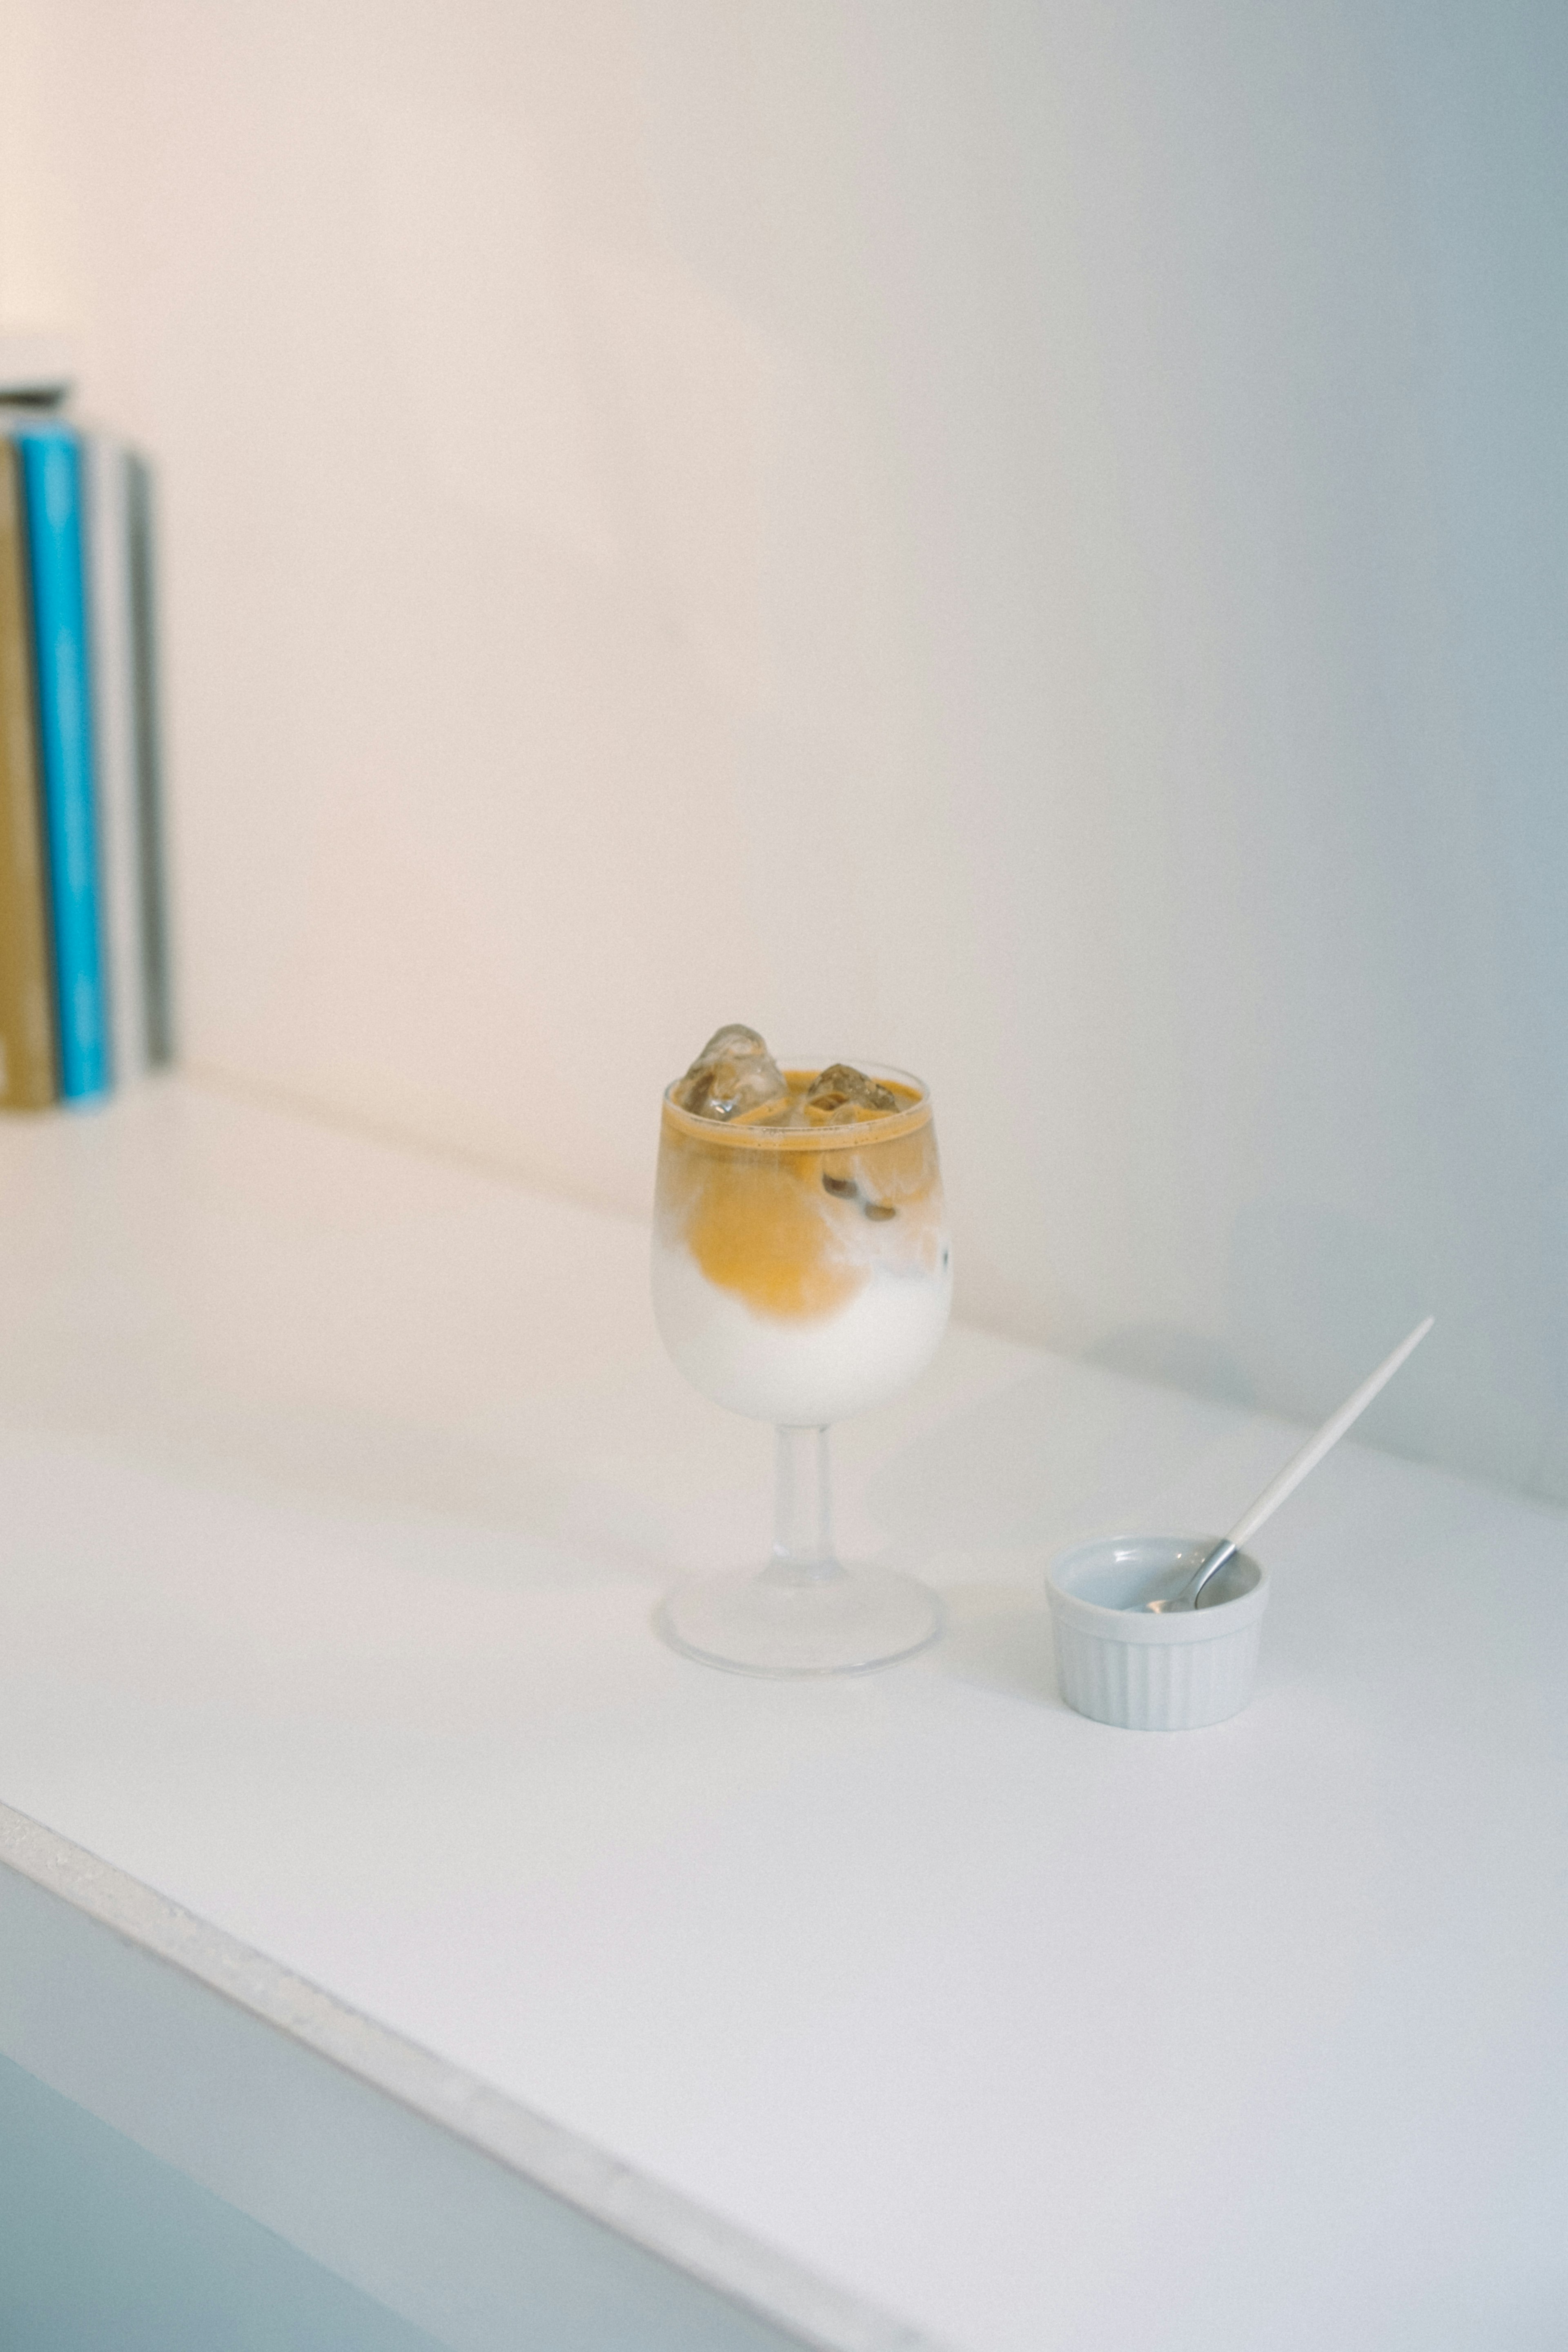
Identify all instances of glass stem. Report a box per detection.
[767,1425,841,1586]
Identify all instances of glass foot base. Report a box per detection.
[656,1564,942,1677]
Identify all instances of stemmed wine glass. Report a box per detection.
[651,1049,951,1675]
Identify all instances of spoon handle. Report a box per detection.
[1227,1315,1435,1552]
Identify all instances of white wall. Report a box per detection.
[3,0,1564,1502]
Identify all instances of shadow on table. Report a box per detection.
[933,1581,1069,1712]
[864,1360,1233,1552]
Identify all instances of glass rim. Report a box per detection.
[660,1058,933,1151]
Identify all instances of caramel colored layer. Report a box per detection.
[656,1081,944,1324]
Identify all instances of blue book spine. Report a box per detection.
[18,429,109,1100]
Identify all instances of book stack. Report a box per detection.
[0,343,172,1111]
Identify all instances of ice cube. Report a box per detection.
[673,1025,790,1122]
[803,1063,898,1122]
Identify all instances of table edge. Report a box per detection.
[0,1796,949,2352]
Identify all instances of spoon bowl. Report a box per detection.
[1145,1539,1237,1613]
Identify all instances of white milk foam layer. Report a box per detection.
[652,1240,952,1424]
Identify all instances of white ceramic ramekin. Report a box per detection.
[1046,1535,1270,1731]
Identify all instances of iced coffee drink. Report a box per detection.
[654,1027,950,1424]
[652,1026,950,1674]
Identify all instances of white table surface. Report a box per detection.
[0,1078,1564,2352]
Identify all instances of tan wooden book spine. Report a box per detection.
[0,436,59,1107]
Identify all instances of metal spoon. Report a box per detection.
[1145,1316,1435,1612]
